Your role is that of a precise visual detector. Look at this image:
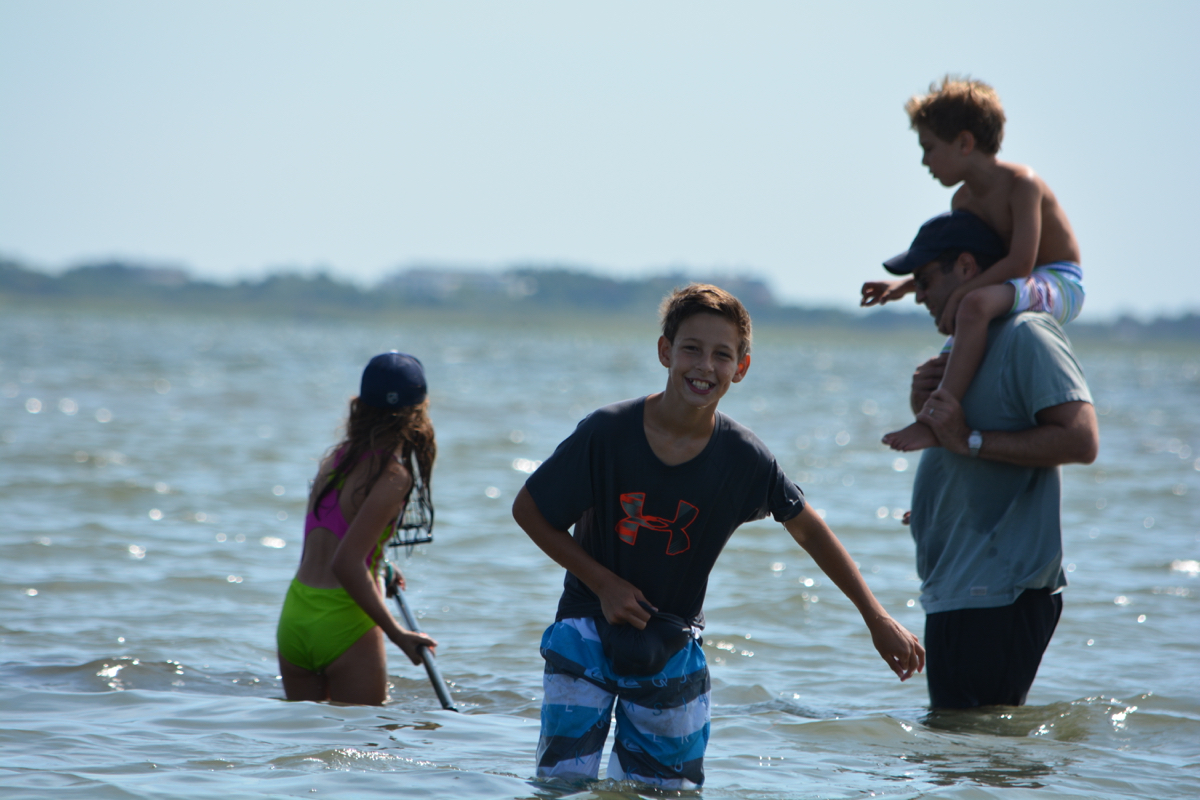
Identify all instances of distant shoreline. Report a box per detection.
[2,257,1195,343]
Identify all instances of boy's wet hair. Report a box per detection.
[906,76,1005,156]
[660,283,752,359]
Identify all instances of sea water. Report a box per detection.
[1,309,1197,799]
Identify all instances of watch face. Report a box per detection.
[969,431,982,450]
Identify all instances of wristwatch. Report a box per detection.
[968,430,983,458]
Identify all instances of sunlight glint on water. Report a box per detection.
[1,310,1197,799]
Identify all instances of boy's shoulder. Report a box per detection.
[577,396,644,431]
[718,412,782,463]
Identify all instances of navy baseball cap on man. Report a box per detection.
[883,210,1007,275]
[360,352,427,409]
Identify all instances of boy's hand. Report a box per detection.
[598,576,654,629]
[861,278,914,307]
[937,288,968,335]
[866,614,925,681]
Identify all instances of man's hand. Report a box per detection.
[865,614,925,681]
[917,388,972,455]
[909,353,948,415]
[861,278,915,307]
[597,575,654,629]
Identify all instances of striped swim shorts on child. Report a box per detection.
[536,617,711,789]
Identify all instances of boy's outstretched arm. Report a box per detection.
[513,486,654,629]
[861,277,915,307]
[783,506,925,680]
[940,178,1043,333]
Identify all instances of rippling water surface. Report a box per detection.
[2,310,1197,799]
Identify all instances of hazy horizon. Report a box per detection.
[2,2,1198,321]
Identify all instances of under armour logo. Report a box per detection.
[615,492,698,555]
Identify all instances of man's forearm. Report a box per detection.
[974,418,1098,468]
[926,393,1099,468]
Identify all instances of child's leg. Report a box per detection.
[882,284,1014,452]
[1013,264,1085,326]
[536,619,617,781]
[537,667,616,780]
[608,640,711,788]
[324,626,389,705]
[937,283,1016,400]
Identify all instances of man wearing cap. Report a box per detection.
[881,211,1099,709]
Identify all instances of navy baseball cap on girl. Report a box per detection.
[883,210,1007,275]
[360,352,427,409]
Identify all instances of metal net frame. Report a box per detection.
[388,468,434,556]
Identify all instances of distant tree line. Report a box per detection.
[1,256,1196,341]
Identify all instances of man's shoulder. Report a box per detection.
[994,311,1068,345]
[987,313,1089,403]
[1014,311,1074,344]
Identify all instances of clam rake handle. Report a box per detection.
[393,587,458,712]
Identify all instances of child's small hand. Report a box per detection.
[382,562,406,596]
[396,631,437,665]
[861,279,913,307]
[866,614,925,681]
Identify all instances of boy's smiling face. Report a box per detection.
[657,312,750,412]
[917,125,966,186]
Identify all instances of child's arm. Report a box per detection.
[861,277,915,307]
[939,177,1043,333]
[783,505,924,680]
[332,462,437,665]
[513,486,653,629]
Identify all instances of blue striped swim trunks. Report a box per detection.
[536,617,711,789]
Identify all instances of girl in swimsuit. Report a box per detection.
[276,352,439,704]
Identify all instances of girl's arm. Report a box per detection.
[940,177,1042,333]
[332,459,436,664]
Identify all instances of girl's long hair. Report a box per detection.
[313,397,436,519]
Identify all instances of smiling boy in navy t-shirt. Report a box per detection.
[513,283,924,789]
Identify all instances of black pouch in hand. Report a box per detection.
[595,604,693,676]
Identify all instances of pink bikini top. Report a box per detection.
[304,447,400,573]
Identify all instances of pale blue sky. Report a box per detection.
[2,1,1197,319]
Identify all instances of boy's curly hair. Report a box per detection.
[660,283,752,359]
[906,76,1005,155]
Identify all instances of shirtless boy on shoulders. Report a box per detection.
[862,77,1085,451]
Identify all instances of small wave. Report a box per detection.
[0,658,279,697]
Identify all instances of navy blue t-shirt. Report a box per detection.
[525,396,806,627]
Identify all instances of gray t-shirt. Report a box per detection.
[910,312,1093,614]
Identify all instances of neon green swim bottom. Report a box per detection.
[276,579,377,673]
